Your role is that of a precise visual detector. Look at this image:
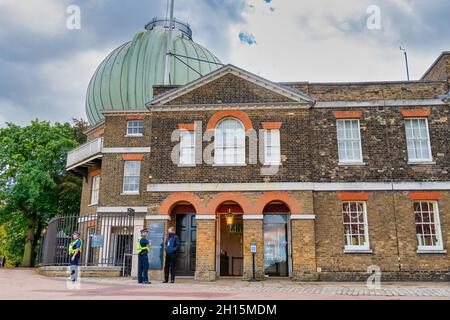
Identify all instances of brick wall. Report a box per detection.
[168,73,296,105]
[195,219,216,281]
[243,219,264,280]
[312,105,450,182]
[287,81,448,101]
[314,191,449,276]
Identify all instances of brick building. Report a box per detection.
[66,20,450,281]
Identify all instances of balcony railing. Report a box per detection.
[66,137,103,169]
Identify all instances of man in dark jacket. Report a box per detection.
[163,226,180,283]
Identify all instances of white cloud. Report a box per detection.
[0,0,66,37]
[227,0,441,82]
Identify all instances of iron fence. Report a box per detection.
[39,213,135,276]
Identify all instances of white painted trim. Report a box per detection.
[148,65,314,106]
[195,215,216,220]
[145,215,171,220]
[243,215,264,220]
[102,147,151,153]
[315,99,445,108]
[290,214,316,220]
[147,181,450,192]
[96,206,147,213]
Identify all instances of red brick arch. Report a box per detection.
[206,110,253,131]
[254,192,302,214]
[205,192,254,214]
[158,192,206,215]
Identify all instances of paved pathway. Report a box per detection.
[0,269,449,300]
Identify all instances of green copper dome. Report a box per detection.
[86,19,222,124]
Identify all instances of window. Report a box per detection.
[264,129,281,165]
[405,118,432,162]
[414,201,443,251]
[342,201,370,251]
[214,118,245,165]
[180,130,195,165]
[123,161,141,193]
[90,175,100,205]
[336,119,362,163]
[127,120,144,136]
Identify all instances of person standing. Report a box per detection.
[137,228,151,284]
[163,226,180,283]
[68,231,82,282]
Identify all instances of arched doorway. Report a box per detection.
[263,202,290,277]
[216,202,244,276]
[171,203,197,276]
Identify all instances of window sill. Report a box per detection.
[121,192,140,196]
[263,163,282,166]
[212,163,247,167]
[417,249,447,254]
[178,164,196,167]
[344,249,373,254]
[124,134,144,138]
[338,162,366,166]
[408,161,435,165]
[88,203,98,207]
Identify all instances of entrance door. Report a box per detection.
[175,213,197,276]
[219,214,243,276]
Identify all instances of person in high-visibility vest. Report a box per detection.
[137,228,151,284]
[69,231,82,282]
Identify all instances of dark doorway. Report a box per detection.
[217,203,244,277]
[174,205,197,276]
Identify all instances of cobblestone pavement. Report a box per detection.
[1,269,449,300]
[84,277,450,298]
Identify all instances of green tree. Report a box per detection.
[0,120,86,267]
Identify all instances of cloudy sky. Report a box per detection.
[0,0,449,126]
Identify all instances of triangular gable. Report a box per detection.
[147,64,314,106]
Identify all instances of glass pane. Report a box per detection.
[264,216,288,276]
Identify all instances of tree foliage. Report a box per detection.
[0,119,87,267]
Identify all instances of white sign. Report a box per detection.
[250,243,257,253]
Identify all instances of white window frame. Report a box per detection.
[214,118,246,166]
[342,201,371,251]
[126,120,144,137]
[404,118,433,163]
[90,175,100,205]
[336,119,363,164]
[263,129,281,165]
[122,161,141,194]
[179,130,196,166]
[414,201,444,252]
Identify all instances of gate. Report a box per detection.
[39,213,135,276]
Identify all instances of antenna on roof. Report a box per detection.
[164,0,175,85]
[400,46,410,81]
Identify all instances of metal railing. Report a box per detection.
[66,137,103,168]
[39,213,135,276]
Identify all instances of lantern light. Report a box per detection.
[225,208,234,226]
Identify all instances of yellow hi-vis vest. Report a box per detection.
[68,238,82,256]
[137,237,150,255]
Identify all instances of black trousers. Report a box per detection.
[137,254,149,283]
[164,253,176,281]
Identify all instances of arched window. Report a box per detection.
[215,118,245,165]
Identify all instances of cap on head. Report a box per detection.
[73,231,80,236]
[140,228,148,233]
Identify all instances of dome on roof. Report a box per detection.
[86,18,222,124]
